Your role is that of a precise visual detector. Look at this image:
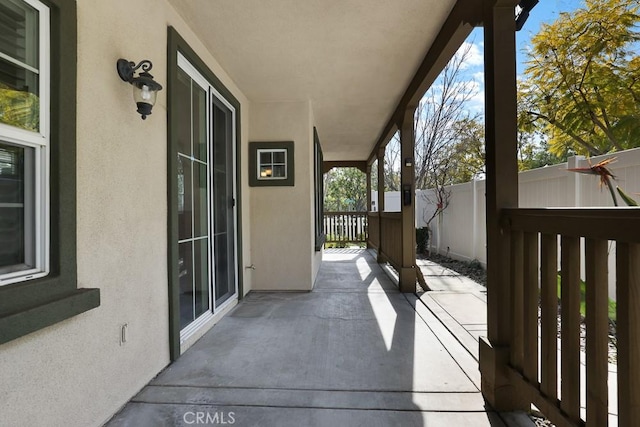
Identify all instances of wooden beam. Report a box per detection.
[367,0,482,164]
[503,208,640,243]
[323,160,367,174]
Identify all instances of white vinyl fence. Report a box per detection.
[373,147,640,299]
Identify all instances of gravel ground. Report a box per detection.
[419,253,487,285]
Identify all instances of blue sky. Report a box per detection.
[515,0,585,74]
[452,0,585,113]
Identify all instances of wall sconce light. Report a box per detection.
[116,58,163,119]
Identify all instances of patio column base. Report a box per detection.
[479,336,526,411]
[399,267,416,293]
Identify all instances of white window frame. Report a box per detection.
[256,148,288,180]
[0,0,50,286]
[176,52,239,344]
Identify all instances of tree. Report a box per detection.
[446,118,485,182]
[384,133,401,191]
[324,167,367,211]
[413,41,485,190]
[520,0,640,158]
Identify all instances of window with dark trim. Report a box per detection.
[314,127,325,251]
[248,141,294,187]
[168,26,244,361]
[0,0,100,345]
[0,0,50,286]
[257,148,287,180]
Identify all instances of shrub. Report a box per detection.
[416,227,429,254]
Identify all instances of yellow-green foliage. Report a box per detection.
[557,273,617,321]
[520,0,640,158]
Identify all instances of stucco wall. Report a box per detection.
[249,101,317,291]
[0,1,251,426]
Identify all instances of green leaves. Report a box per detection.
[324,167,367,212]
[519,0,640,157]
[616,186,639,206]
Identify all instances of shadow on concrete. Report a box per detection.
[106,249,511,426]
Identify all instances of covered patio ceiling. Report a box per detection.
[167,0,457,161]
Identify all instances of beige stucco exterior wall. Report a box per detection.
[0,1,251,426]
[249,101,320,291]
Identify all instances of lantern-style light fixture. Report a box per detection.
[116,58,163,119]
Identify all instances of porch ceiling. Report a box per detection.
[167,0,457,161]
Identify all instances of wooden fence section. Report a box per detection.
[379,212,402,270]
[503,208,640,427]
[368,212,380,249]
[323,212,368,244]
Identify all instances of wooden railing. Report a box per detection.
[379,212,402,270]
[323,211,368,244]
[503,208,640,427]
[368,212,380,249]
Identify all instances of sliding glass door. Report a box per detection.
[212,97,236,307]
[175,53,237,339]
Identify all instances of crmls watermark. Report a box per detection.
[182,411,236,425]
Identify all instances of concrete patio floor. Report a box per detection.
[106,249,531,427]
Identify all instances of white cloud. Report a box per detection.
[458,41,484,69]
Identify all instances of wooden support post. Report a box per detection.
[479,0,521,411]
[366,164,372,213]
[398,106,417,293]
[376,148,385,263]
[366,164,372,247]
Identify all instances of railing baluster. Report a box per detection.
[541,233,558,400]
[330,215,334,241]
[560,236,581,423]
[511,230,525,370]
[616,242,640,426]
[322,212,369,244]
[585,238,609,427]
[500,209,639,427]
[524,231,539,384]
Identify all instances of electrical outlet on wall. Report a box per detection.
[120,323,128,346]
